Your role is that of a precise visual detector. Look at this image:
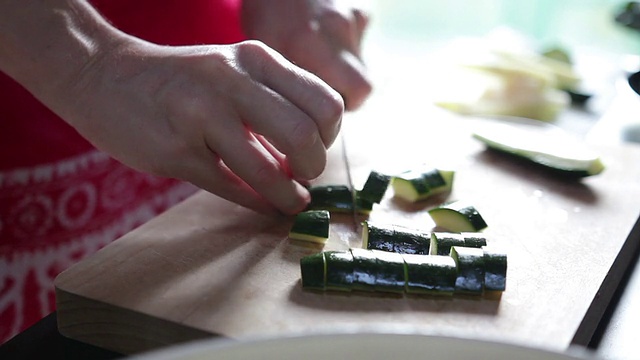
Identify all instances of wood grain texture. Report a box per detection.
[55,95,640,355]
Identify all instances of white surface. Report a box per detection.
[129,333,597,360]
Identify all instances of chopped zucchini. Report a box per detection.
[391,167,455,203]
[358,170,391,204]
[325,251,354,292]
[288,210,330,244]
[372,250,406,293]
[461,232,488,248]
[300,252,325,290]
[307,185,353,212]
[450,246,486,294]
[429,232,466,255]
[403,254,457,295]
[428,200,488,232]
[350,248,378,292]
[483,246,507,291]
[363,221,430,255]
[307,185,373,214]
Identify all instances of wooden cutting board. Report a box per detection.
[55,96,640,355]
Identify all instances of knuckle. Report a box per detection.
[248,159,281,188]
[287,119,319,153]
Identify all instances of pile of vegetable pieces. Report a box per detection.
[289,166,507,297]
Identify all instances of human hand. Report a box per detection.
[242,0,372,111]
[56,39,344,215]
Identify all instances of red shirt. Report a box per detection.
[0,0,245,343]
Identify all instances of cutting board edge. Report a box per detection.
[55,286,215,354]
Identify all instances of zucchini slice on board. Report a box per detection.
[391,167,455,203]
[403,254,457,295]
[363,221,430,255]
[450,246,486,294]
[483,246,508,291]
[429,232,466,255]
[325,251,354,292]
[358,170,391,204]
[289,210,330,244]
[428,200,488,232]
[373,250,406,293]
[350,248,379,292]
[472,118,604,177]
[300,252,325,290]
[306,185,373,214]
[430,232,488,255]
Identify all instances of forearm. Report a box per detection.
[0,0,127,104]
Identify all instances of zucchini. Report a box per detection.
[307,185,353,212]
[403,254,457,295]
[450,246,486,294]
[363,221,430,255]
[300,252,325,290]
[350,248,378,292]
[288,210,330,244]
[358,170,391,204]
[300,250,461,296]
[483,246,507,291]
[428,200,488,232]
[391,167,455,203]
[306,185,373,214]
[472,121,604,177]
[373,250,406,293]
[430,232,488,255]
[461,232,488,248]
[429,232,466,255]
[325,251,354,292]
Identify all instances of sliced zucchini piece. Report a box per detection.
[307,185,353,212]
[362,220,395,253]
[300,252,326,290]
[363,221,430,255]
[402,254,457,295]
[461,232,488,248]
[289,210,330,243]
[358,170,391,204]
[307,185,373,214]
[350,248,378,292]
[430,232,466,255]
[372,250,406,293]
[472,121,604,177]
[450,246,486,295]
[325,251,354,292]
[391,167,454,203]
[428,200,488,232]
[483,246,507,291]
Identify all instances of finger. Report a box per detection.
[317,9,360,57]
[232,75,328,180]
[235,41,344,149]
[291,35,372,111]
[352,8,370,53]
[179,151,279,215]
[256,134,312,187]
[206,117,311,215]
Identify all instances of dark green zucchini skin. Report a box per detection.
[373,251,406,293]
[306,185,373,214]
[289,210,330,239]
[403,254,457,295]
[350,248,378,291]
[450,246,485,294]
[300,252,325,290]
[359,170,391,204]
[430,232,488,255]
[307,185,353,212]
[482,247,507,291]
[364,221,430,255]
[325,251,354,291]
